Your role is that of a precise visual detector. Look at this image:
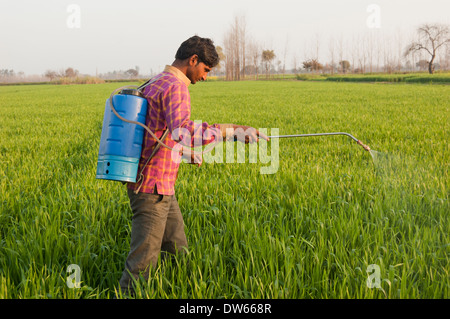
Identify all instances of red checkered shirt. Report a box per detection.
[127,65,221,195]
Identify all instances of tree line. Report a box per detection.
[43,66,141,81]
[216,16,449,80]
[0,66,143,84]
[1,19,448,84]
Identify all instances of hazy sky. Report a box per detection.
[0,0,448,75]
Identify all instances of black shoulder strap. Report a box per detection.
[137,73,162,92]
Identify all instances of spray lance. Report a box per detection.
[267,132,371,152]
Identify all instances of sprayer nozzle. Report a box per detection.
[357,140,371,152]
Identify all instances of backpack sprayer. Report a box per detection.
[96,82,371,184]
[96,81,218,184]
[96,81,162,183]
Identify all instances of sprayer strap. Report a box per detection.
[133,75,169,194]
[137,74,161,92]
[134,128,170,194]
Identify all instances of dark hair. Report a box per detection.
[175,35,220,68]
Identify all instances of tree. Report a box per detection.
[404,23,449,74]
[261,49,275,78]
[416,59,430,71]
[292,54,299,75]
[339,60,351,73]
[328,37,336,74]
[248,40,260,79]
[303,59,323,73]
[239,15,247,80]
[337,34,345,73]
[223,15,247,81]
[64,67,79,78]
[0,69,15,78]
[125,68,139,79]
[44,70,58,80]
[281,35,289,77]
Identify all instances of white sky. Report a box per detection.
[0,0,448,75]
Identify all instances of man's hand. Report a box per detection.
[219,124,270,144]
[235,125,270,143]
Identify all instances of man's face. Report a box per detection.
[186,55,212,84]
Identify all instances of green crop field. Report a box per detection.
[0,79,448,299]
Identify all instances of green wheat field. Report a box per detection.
[0,79,448,299]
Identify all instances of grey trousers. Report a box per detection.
[118,188,188,293]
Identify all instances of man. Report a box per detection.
[118,35,268,296]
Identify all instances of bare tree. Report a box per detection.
[248,39,260,79]
[366,31,375,73]
[328,36,336,74]
[404,23,449,74]
[0,69,15,83]
[382,36,395,73]
[337,34,345,73]
[223,14,247,80]
[395,30,404,72]
[223,31,234,80]
[231,18,240,80]
[314,32,321,62]
[239,15,247,80]
[281,35,289,78]
[375,33,383,72]
[350,35,358,73]
[354,34,363,73]
[292,53,299,75]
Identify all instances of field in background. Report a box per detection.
[3,71,449,86]
[301,72,450,84]
[0,79,448,298]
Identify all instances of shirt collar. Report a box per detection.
[164,65,191,87]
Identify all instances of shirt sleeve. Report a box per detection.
[162,83,221,148]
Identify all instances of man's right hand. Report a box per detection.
[219,124,270,144]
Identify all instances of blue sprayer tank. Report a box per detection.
[96,89,147,183]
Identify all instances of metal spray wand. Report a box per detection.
[268,132,371,152]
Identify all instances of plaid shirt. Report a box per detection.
[127,65,221,195]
